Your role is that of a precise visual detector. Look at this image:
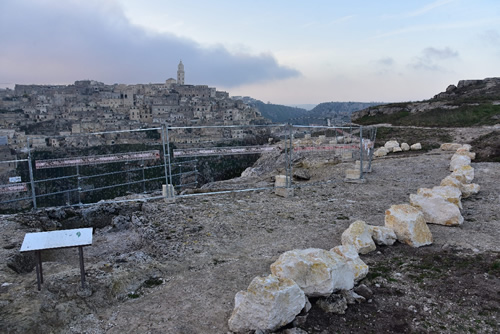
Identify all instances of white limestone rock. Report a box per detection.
[374,147,389,157]
[401,143,410,151]
[384,204,433,247]
[368,225,397,246]
[331,244,369,283]
[450,154,471,171]
[410,143,422,150]
[410,193,463,226]
[392,146,403,153]
[417,186,463,209]
[384,140,400,152]
[440,175,480,198]
[455,147,476,160]
[228,274,306,332]
[451,165,474,183]
[341,220,377,254]
[440,143,463,151]
[270,248,354,297]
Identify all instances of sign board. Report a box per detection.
[20,228,93,252]
[9,176,22,183]
[0,183,27,194]
[173,145,279,158]
[35,150,160,169]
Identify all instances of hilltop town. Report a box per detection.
[0,61,268,151]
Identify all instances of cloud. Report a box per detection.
[479,29,500,47]
[0,0,300,87]
[406,0,456,17]
[410,47,459,71]
[377,57,395,66]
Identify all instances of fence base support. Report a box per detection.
[162,184,176,203]
[274,175,294,198]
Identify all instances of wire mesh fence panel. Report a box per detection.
[27,127,168,208]
[168,124,285,195]
[0,158,33,212]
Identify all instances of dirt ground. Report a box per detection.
[1,129,499,333]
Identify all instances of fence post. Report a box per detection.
[27,138,37,210]
[76,164,82,206]
[359,126,364,180]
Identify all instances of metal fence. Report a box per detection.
[0,124,375,212]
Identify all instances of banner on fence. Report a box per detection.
[0,183,27,194]
[35,150,161,169]
[173,145,279,158]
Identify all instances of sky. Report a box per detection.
[1,0,499,105]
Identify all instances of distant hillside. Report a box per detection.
[233,96,381,125]
[233,96,307,123]
[303,102,383,125]
[352,77,500,127]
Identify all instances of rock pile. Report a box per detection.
[374,140,422,157]
[228,142,480,333]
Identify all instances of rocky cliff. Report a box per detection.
[351,77,500,126]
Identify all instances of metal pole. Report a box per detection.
[77,165,82,206]
[78,246,85,289]
[27,138,37,210]
[359,126,364,180]
[368,127,377,172]
[141,160,146,193]
[288,124,293,188]
[162,125,173,196]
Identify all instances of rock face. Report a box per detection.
[341,220,376,254]
[410,143,422,150]
[228,274,306,332]
[270,248,354,297]
[331,244,369,283]
[409,193,464,226]
[369,225,397,246]
[417,186,463,209]
[384,204,433,247]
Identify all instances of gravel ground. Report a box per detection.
[1,145,499,333]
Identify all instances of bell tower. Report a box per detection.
[177,60,185,85]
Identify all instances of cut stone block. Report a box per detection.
[455,147,476,160]
[228,274,306,332]
[275,175,294,198]
[162,184,176,203]
[440,176,480,198]
[451,165,474,184]
[270,248,354,297]
[410,193,463,226]
[341,220,376,254]
[345,168,361,180]
[384,204,433,247]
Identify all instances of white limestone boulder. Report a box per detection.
[440,175,480,198]
[440,143,463,151]
[455,147,476,160]
[384,140,400,152]
[228,274,306,332]
[410,143,422,150]
[368,225,397,246]
[392,146,403,153]
[384,204,433,247]
[401,143,410,151]
[450,154,471,171]
[331,244,369,283]
[417,186,463,209]
[409,193,463,226]
[270,248,354,297]
[341,220,377,254]
[374,147,389,157]
[451,165,474,183]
